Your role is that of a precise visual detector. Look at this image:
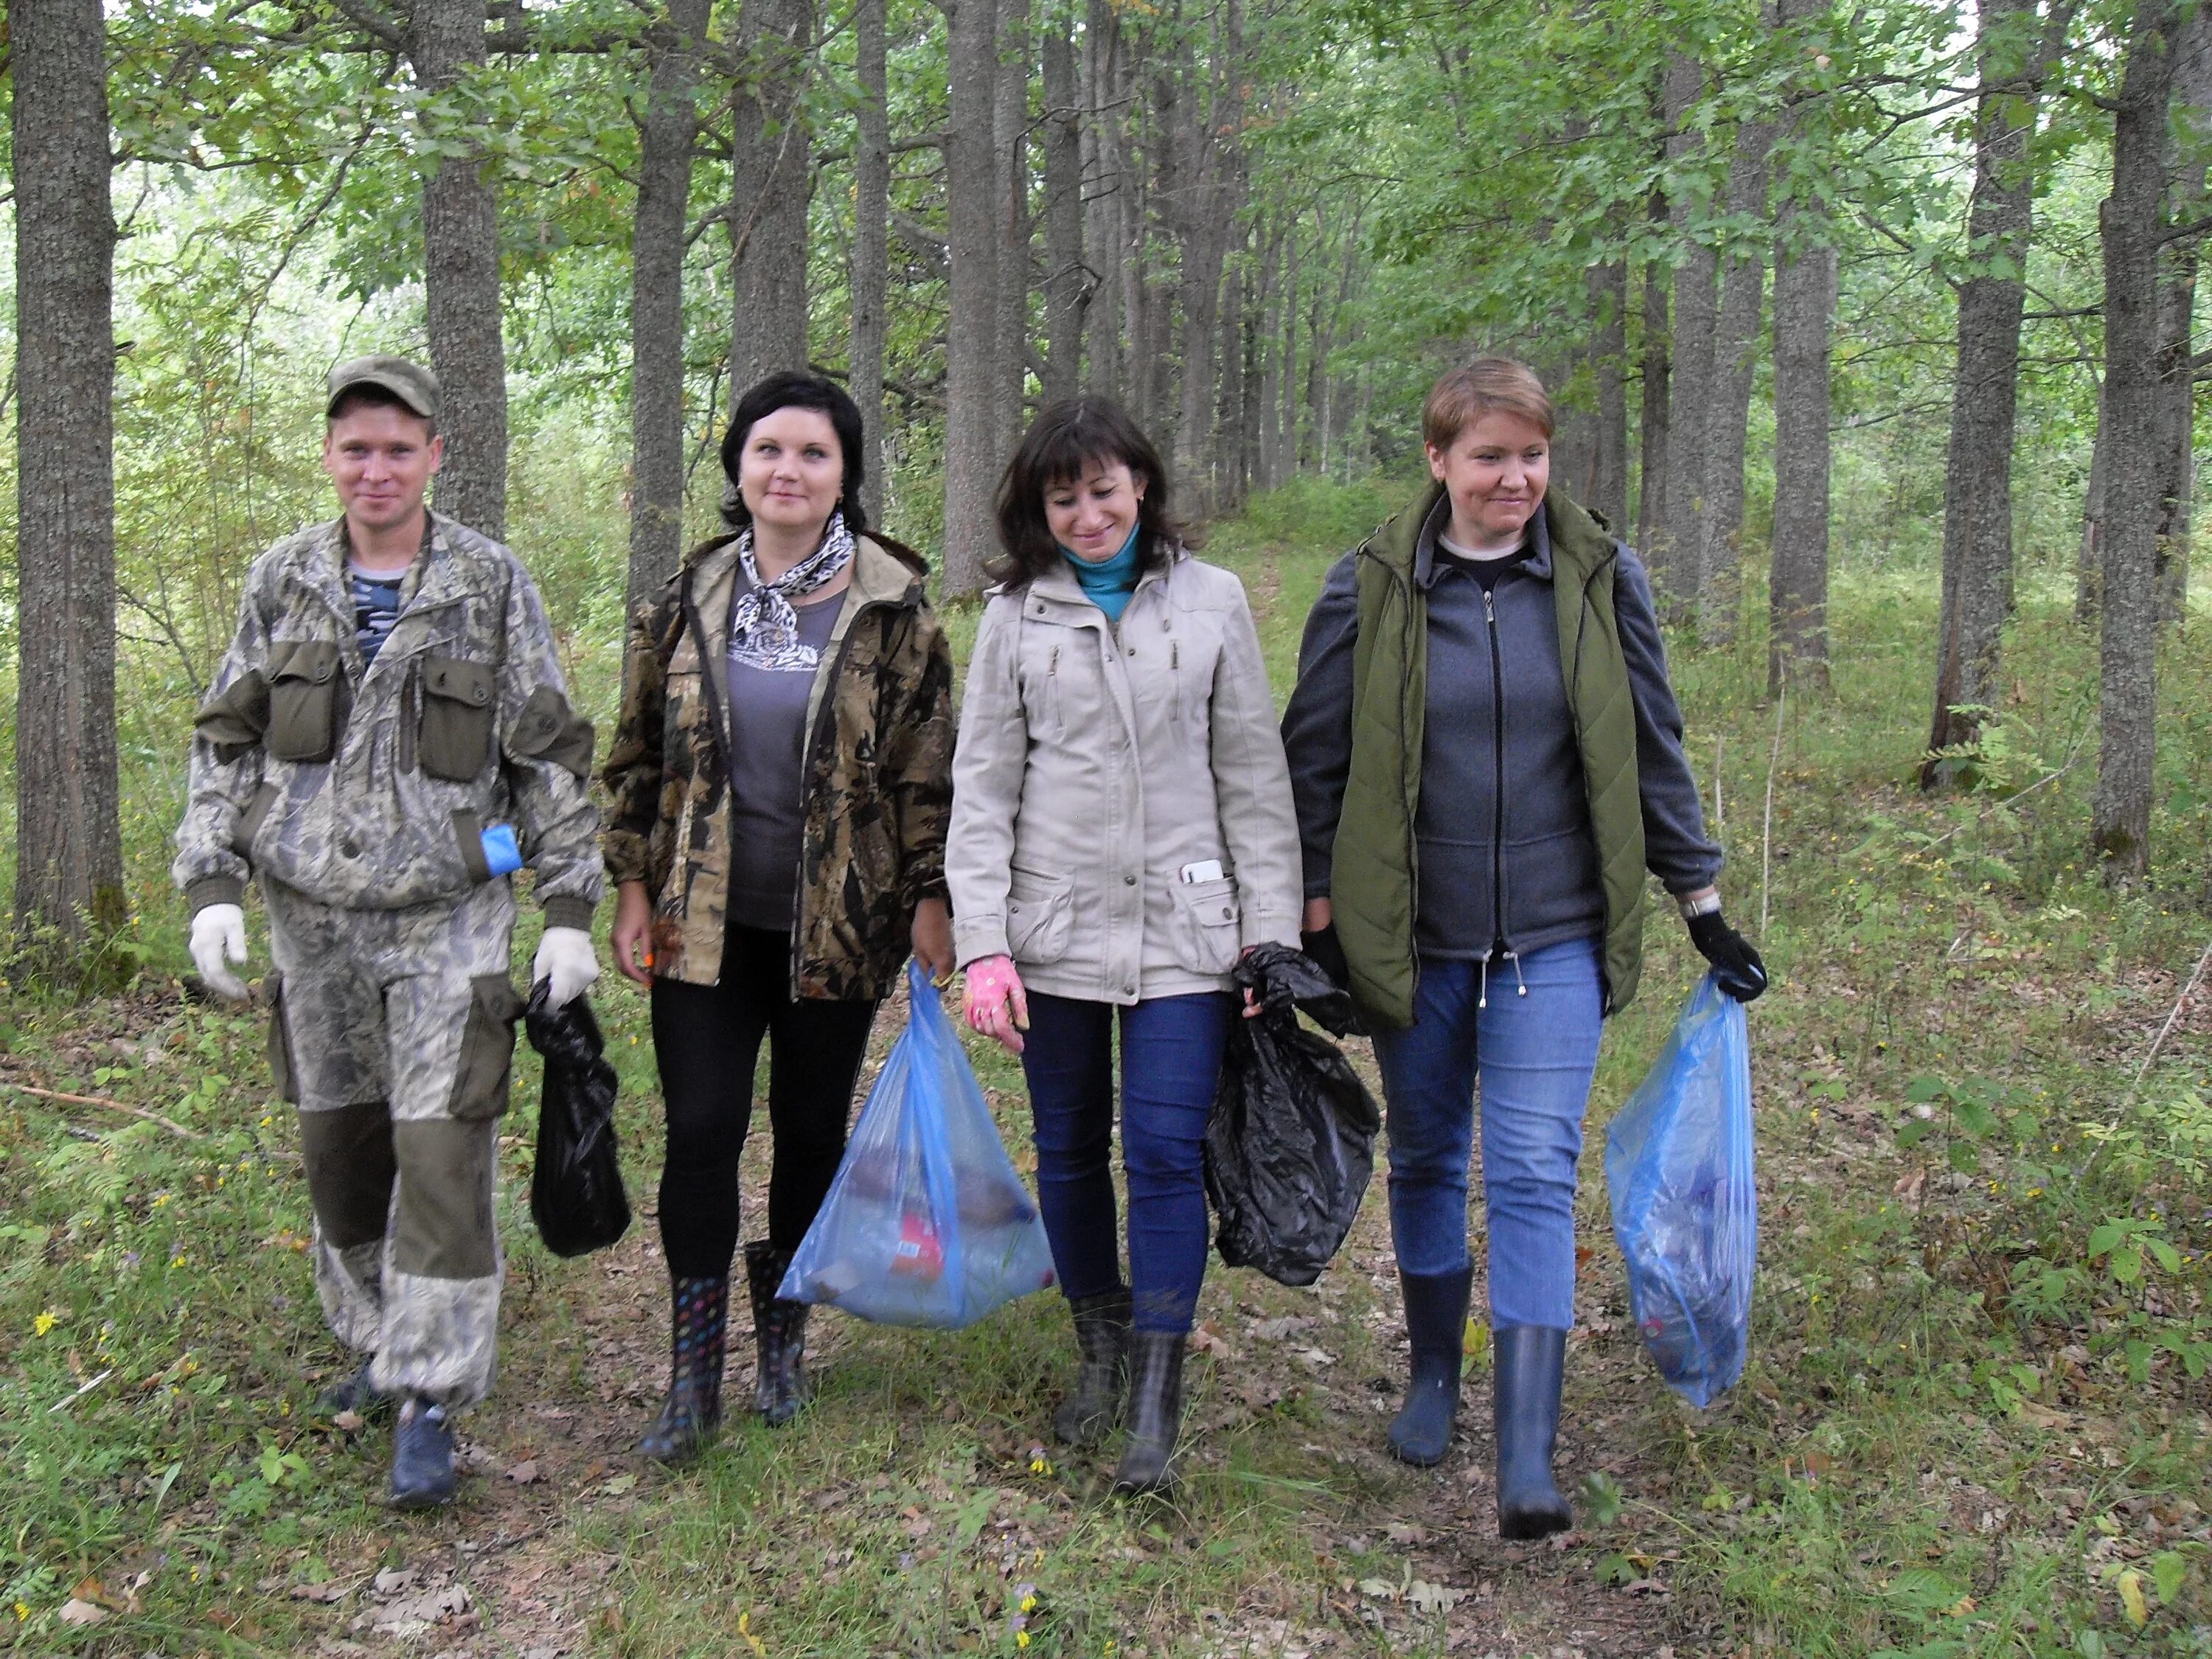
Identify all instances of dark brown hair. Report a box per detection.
[989,396,1186,588]
[1422,357,1554,451]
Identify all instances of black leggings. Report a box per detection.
[650,926,880,1278]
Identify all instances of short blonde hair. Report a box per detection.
[1422,357,1555,451]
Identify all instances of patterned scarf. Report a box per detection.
[728,512,855,672]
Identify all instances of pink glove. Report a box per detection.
[963,954,1030,1054]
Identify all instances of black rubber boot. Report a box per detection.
[316,1359,390,1421]
[1494,1325,1573,1540]
[387,1396,456,1511]
[1054,1288,1133,1447]
[640,1276,729,1464]
[1387,1265,1473,1467]
[1111,1331,1187,1495]
[744,1241,812,1426]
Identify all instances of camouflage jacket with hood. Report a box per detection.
[599,531,954,999]
[173,513,604,931]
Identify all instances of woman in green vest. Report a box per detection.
[1280,358,1766,1538]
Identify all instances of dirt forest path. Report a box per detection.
[265,961,1749,1659]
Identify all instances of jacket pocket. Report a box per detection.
[420,654,497,781]
[447,973,526,1120]
[509,684,595,781]
[267,641,342,763]
[1169,876,1242,975]
[195,669,270,762]
[232,781,279,859]
[1006,865,1075,964]
[264,973,299,1104]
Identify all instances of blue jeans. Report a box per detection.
[1371,936,1604,1331]
[1020,991,1234,1334]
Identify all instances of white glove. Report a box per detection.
[189,903,251,1001]
[532,925,599,1009]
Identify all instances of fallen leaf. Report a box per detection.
[600,1472,639,1496]
[2118,1569,2148,1628]
[1892,1168,1927,1203]
[1385,1524,1427,1545]
[2018,1401,2073,1430]
[291,1582,349,1604]
[507,1460,540,1484]
[1189,1323,1233,1357]
[1356,1578,1398,1601]
[331,1408,365,1433]
[58,1599,108,1627]
[1407,1579,1467,1613]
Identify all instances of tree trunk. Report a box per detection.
[730,0,814,402]
[411,0,508,539]
[1924,0,2048,786]
[2093,0,2180,883]
[627,0,714,619]
[1173,41,1227,516]
[1770,234,1834,696]
[10,0,125,950]
[852,0,891,525]
[1658,52,1714,609]
[941,0,1003,595]
[1636,239,1671,558]
[1254,226,1283,490]
[993,0,1033,459]
[1697,116,1773,644]
[1040,15,1085,404]
[1082,0,1126,395]
[1590,260,1630,529]
[2154,9,2212,625]
[2079,378,2106,620]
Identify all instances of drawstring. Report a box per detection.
[1508,950,1527,997]
[1478,957,1490,1010]
[1478,951,1528,1011]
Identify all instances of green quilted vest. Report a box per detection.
[1330,481,1648,1027]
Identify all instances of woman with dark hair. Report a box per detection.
[947,396,1303,1492]
[1281,358,1764,1537]
[602,370,956,1461]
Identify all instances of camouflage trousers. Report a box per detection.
[264,878,524,1407]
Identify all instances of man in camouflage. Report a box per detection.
[174,356,603,1509]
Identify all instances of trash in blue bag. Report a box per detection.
[780,960,1057,1327]
[1604,973,1756,1408]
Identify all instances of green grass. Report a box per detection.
[2,479,2210,1655]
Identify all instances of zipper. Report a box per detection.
[1481,585,1522,996]
[1047,642,1062,737]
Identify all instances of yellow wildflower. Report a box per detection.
[33,1312,58,1337]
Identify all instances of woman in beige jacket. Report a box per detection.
[950,397,1303,1492]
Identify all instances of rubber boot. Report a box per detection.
[1493,1325,1573,1540]
[1054,1288,1133,1447]
[387,1396,456,1511]
[1111,1331,1187,1495]
[1387,1265,1474,1467]
[744,1241,812,1426]
[640,1276,729,1464]
[316,1359,389,1421]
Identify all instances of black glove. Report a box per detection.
[1686,910,1767,1003]
[1302,924,1351,993]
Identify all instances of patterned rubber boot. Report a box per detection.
[1110,1332,1188,1495]
[639,1276,729,1465]
[1053,1288,1134,1447]
[744,1241,813,1426]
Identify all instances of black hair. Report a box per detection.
[720,370,872,537]
[989,396,1186,588]
[327,383,437,438]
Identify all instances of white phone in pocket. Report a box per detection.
[1178,858,1225,885]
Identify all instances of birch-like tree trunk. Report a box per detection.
[2154,8,2212,625]
[411,0,508,539]
[627,0,714,618]
[2093,0,2180,883]
[730,0,814,401]
[10,0,125,949]
[852,0,891,524]
[1924,0,2050,785]
[1082,0,1126,394]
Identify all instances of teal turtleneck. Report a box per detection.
[1062,526,1143,623]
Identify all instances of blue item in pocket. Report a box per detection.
[780,960,1057,1327]
[1604,973,1756,1408]
[480,823,524,877]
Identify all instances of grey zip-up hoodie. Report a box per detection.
[1280,494,1721,962]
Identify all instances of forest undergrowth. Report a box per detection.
[1,479,2210,1658]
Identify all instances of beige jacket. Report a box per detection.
[947,547,1303,1004]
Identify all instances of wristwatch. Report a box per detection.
[1677,891,1724,920]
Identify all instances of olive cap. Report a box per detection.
[325,354,440,420]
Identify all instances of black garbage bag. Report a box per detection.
[524,981,631,1258]
[1203,943,1381,1286]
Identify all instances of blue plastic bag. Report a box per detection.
[1604,973,1756,1407]
[780,961,1057,1327]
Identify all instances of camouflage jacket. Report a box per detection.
[600,532,953,998]
[173,513,604,930]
